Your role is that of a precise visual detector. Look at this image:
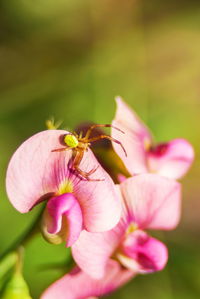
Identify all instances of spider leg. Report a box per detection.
[87,135,127,157]
[84,124,125,139]
[85,176,104,182]
[72,131,79,138]
[86,165,100,175]
[51,147,71,152]
[73,150,104,181]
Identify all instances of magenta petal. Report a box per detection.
[120,174,181,230]
[41,260,134,299]
[6,130,121,232]
[122,230,168,273]
[112,96,152,175]
[148,138,194,179]
[46,193,83,247]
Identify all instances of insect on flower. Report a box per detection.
[52,124,127,181]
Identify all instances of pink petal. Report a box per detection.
[112,96,152,175]
[72,228,123,279]
[72,185,125,279]
[122,230,168,273]
[45,193,83,247]
[120,174,181,230]
[6,130,72,212]
[73,174,180,279]
[73,153,121,232]
[148,139,194,179]
[41,260,134,299]
[6,130,121,232]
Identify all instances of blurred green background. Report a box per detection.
[0,0,199,298]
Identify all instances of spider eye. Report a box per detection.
[64,134,79,148]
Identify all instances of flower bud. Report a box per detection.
[1,272,32,299]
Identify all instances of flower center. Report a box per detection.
[125,222,138,235]
[113,222,139,271]
[58,179,73,195]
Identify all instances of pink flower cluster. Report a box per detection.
[6,97,194,299]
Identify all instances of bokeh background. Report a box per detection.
[0,0,200,298]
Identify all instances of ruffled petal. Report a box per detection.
[120,174,181,230]
[121,230,168,273]
[41,260,134,299]
[148,139,194,179]
[112,96,152,175]
[44,193,83,247]
[6,130,121,232]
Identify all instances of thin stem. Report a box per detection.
[15,247,24,274]
[0,205,44,261]
[0,252,18,281]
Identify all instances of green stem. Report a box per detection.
[0,205,44,261]
[15,247,24,274]
[0,252,18,281]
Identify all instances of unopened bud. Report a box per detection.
[1,272,32,299]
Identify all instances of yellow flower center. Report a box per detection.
[58,179,73,195]
[125,222,138,235]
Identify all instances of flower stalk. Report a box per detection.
[0,205,44,261]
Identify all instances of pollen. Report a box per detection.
[64,134,79,148]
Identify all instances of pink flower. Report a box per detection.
[6,130,121,247]
[112,97,194,179]
[41,260,133,299]
[72,174,181,279]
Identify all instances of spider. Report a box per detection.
[52,124,127,181]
